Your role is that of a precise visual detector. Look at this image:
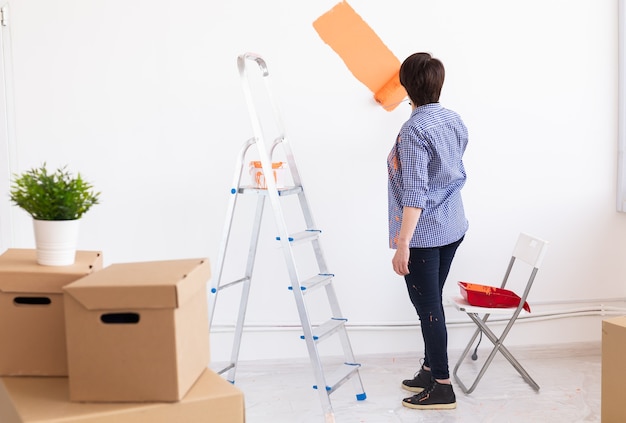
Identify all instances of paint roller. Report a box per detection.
[374,70,407,112]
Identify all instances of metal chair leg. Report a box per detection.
[454,312,540,394]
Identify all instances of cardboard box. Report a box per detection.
[602,316,626,423]
[63,258,211,402]
[0,248,103,376]
[0,368,245,422]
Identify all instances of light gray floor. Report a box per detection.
[227,342,601,423]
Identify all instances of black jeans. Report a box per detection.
[404,236,464,380]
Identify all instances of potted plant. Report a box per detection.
[9,163,100,266]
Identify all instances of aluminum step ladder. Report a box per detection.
[209,53,366,421]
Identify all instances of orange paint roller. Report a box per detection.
[314,1,407,111]
[374,70,407,112]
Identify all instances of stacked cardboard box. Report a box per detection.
[0,248,103,376]
[602,316,626,423]
[0,369,244,423]
[63,258,212,402]
[0,249,245,422]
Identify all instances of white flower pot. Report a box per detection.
[33,219,81,266]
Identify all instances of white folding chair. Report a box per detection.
[451,232,549,394]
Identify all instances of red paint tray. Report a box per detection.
[458,281,531,312]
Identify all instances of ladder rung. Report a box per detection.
[215,363,235,380]
[211,276,250,293]
[238,186,303,196]
[288,273,334,293]
[276,229,321,245]
[301,318,347,342]
[313,362,361,394]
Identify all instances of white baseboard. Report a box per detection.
[209,299,626,362]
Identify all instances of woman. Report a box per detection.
[387,52,469,410]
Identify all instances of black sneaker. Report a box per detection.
[401,366,431,393]
[402,380,456,410]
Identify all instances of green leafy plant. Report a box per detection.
[9,163,100,221]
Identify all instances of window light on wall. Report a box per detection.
[617,0,626,213]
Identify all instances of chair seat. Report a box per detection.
[449,296,531,315]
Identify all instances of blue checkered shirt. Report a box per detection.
[388,103,469,248]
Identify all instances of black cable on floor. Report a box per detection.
[471,330,482,360]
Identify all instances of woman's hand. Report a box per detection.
[391,206,422,276]
[392,245,410,276]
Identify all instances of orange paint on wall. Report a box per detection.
[313,1,407,111]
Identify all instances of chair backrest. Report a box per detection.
[512,233,549,269]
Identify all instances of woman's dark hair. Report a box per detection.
[399,52,445,107]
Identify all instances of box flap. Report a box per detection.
[0,249,103,294]
[63,258,211,310]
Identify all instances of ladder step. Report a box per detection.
[288,273,334,293]
[301,318,347,342]
[210,276,250,293]
[214,363,236,382]
[313,362,362,395]
[276,229,321,245]
[238,186,303,196]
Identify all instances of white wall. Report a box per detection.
[2,0,626,360]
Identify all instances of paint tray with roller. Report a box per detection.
[458,281,531,312]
